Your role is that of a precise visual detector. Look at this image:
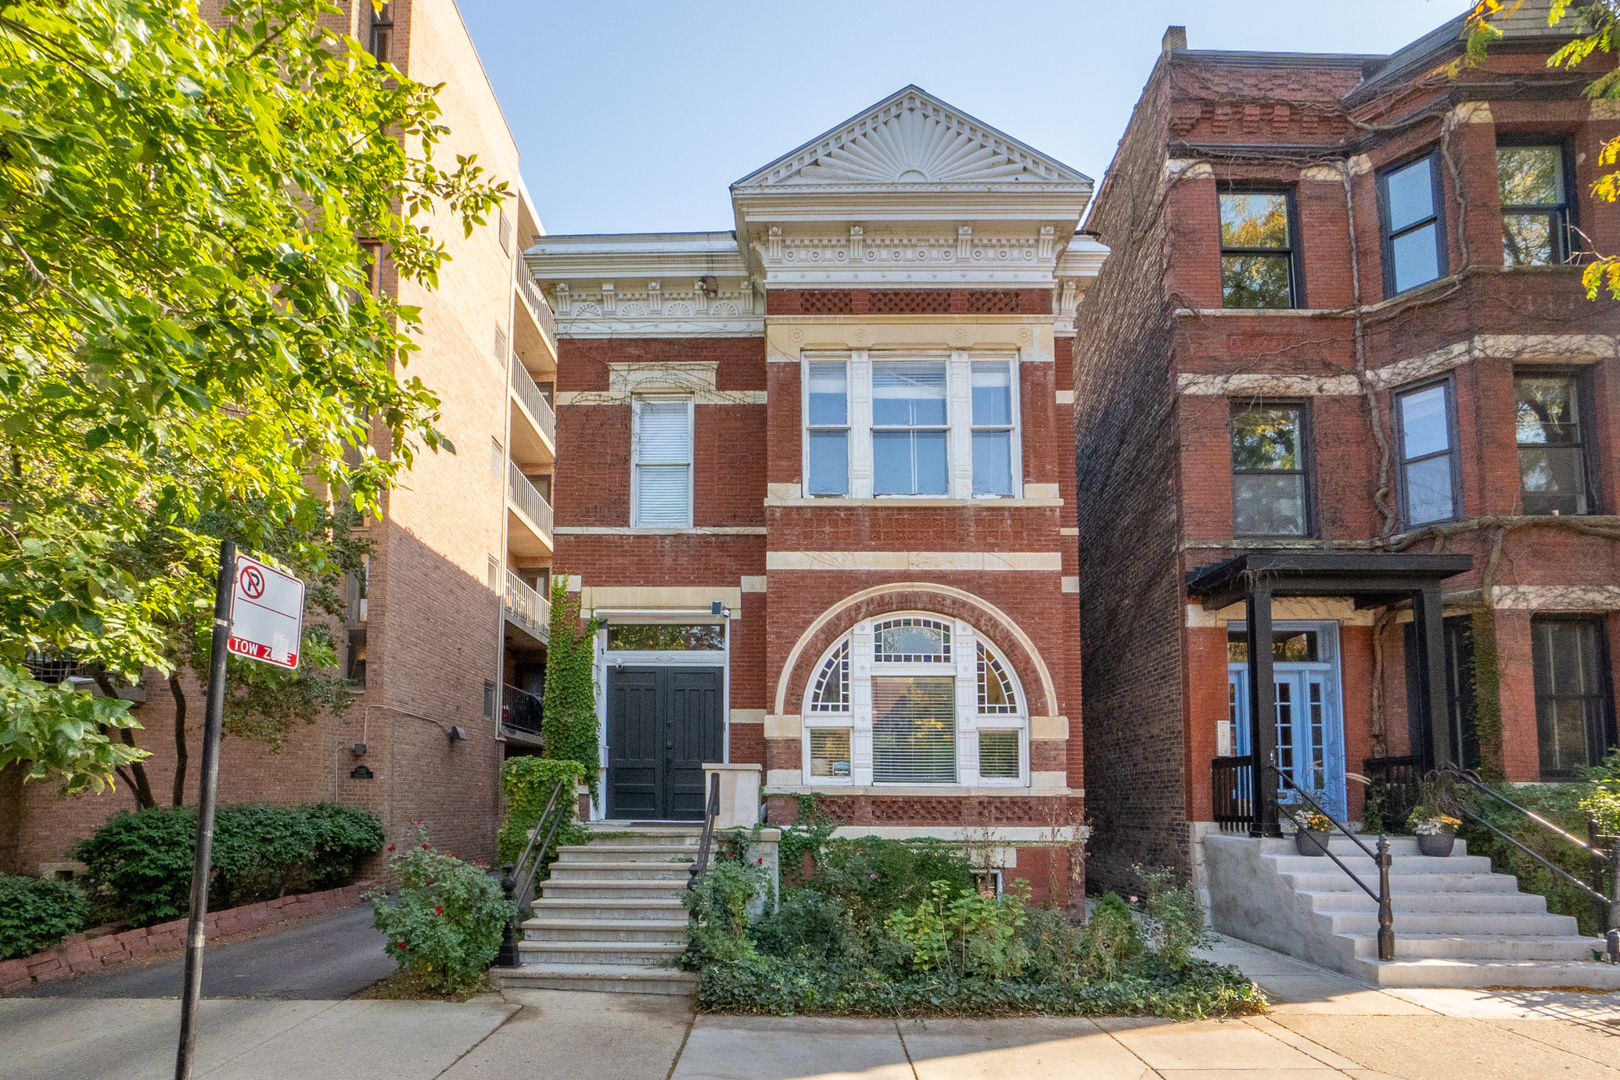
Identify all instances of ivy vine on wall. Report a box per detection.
[542,572,603,803]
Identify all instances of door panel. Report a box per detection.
[607,665,724,820]
[668,668,724,820]
[1228,662,1347,819]
[607,668,661,817]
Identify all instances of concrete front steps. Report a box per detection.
[495,823,705,996]
[1205,833,1620,990]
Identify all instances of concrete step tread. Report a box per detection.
[501,963,696,980]
[522,917,690,930]
[531,898,686,911]
[519,940,685,953]
[542,877,689,886]
[1340,932,1601,946]
[1354,957,1620,989]
[551,858,700,868]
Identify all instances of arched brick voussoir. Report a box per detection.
[774,583,1058,718]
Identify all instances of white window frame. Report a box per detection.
[801,351,1022,500]
[800,612,1028,787]
[630,395,694,528]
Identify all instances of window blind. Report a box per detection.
[978,731,1019,780]
[635,399,690,526]
[872,676,955,784]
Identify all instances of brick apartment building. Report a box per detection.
[528,87,1104,904]
[1,0,556,875]
[1074,11,1620,894]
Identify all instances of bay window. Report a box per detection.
[802,615,1028,787]
[1395,379,1460,527]
[1379,153,1447,296]
[1498,143,1573,267]
[801,353,1022,499]
[1515,372,1596,516]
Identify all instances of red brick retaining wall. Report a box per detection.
[0,879,380,995]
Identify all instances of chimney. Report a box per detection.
[1162,26,1187,54]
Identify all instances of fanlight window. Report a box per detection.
[874,618,950,663]
[977,643,1018,714]
[809,640,850,712]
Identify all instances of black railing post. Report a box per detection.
[496,862,520,967]
[1376,834,1395,963]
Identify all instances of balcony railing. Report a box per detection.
[502,682,543,737]
[515,267,558,345]
[508,462,553,537]
[504,569,550,639]
[510,354,556,446]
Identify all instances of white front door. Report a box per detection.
[1226,622,1347,819]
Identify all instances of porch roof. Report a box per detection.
[1185,550,1474,611]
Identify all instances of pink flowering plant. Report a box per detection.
[368,823,514,993]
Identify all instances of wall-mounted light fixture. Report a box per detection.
[353,743,367,756]
[448,726,467,743]
[711,600,731,619]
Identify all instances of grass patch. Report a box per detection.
[354,968,494,1002]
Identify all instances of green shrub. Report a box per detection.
[74,803,384,927]
[684,858,772,965]
[1079,892,1145,978]
[1455,780,1610,936]
[0,875,89,959]
[370,825,515,994]
[1133,866,1215,969]
[497,757,585,866]
[805,837,975,926]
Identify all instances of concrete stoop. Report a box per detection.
[1204,832,1620,990]
[495,824,704,996]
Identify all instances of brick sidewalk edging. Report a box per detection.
[0,878,382,995]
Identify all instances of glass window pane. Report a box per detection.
[808,431,849,496]
[978,731,1020,779]
[1219,193,1290,249]
[807,361,848,425]
[635,465,689,526]
[1225,631,1319,662]
[873,361,947,426]
[872,676,956,784]
[1515,377,1579,445]
[1231,407,1301,471]
[1503,212,1556,267]
[1399,384,1450,459]
[1386,159,1436,232]
[1532,619,1607,778]
[1233,473,1306,535]
[1391,222,1441,292]
[971,362,1012,425]
[1404,455,1455,525]
[606,624,725,650]
[1519,447,1587,516]
[972,431,1012,495]
[636,400,688,464]
[1222,254,1292,308]
[1497,146,1562,206]
[874,432,950,496]
[876,620,950,662]
[809,729,851,779]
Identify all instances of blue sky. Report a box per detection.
[456,1,1473,237]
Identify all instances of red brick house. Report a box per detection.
[528,87,1103,904]
[1074,11,1620,900]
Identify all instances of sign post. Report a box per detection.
[175,545,304,1080]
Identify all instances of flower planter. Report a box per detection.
[1295,830,1331,857]
[1416,831,1456,857]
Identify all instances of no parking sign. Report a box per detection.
[225,554,305,669]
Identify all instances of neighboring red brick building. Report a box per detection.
[1074,13,1620,895]
[529,87,1104,904]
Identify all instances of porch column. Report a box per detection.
[1246,587,1281,838]
[1414,583,1450,771]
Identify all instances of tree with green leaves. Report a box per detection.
[542,574,602,804]
[1465,0,1620,299]
[0,0,507,794]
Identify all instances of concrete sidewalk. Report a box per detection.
[4,934,1619,1079]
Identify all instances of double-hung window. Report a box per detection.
[1230,402,1309,536]
[873,361,949,496]
[802,354,1021,499]
[631,396,692,527]
[1379,153,1447,296]
[1516,372,1596,515]
[1395,379,1460,527]
[1531,616,1615,779]
[1498,143,1573,267]
[806,361,850,496]
[971,362,1015,496]
[1218,190,1298,308]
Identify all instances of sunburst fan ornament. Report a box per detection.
[789,105,1033,184]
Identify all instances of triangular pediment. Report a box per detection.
[733,86,1090,189]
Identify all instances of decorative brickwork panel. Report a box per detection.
[797,291,854,315]
[866,290,952,314]
[965,290,1021,314]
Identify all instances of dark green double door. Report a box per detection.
[606,666,723,820]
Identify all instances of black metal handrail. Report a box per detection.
[1438,766,1616,911]
[1270,764,1395,962]
[688,772,720,890]
[494,776,569,967]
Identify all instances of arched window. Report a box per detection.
[800,614,1027,787]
